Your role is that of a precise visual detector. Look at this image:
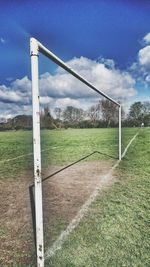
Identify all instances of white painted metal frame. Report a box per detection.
[119,105,122,161]
[30,38,44,267]
[30,37,122,267]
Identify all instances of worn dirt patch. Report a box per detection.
[0,159,116,266]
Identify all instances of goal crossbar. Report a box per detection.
[36,39,120,106]
[30,37,122,267]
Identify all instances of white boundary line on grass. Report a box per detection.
[0,147,57,164]
[121,131,139,158]
[0,152,33,163]
[0,130,139,164]
[45,131,139,260]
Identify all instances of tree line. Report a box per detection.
[0,100,149,131]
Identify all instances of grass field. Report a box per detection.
[0,127,138,180]
[1,127,149,266]
[45,128,150,267]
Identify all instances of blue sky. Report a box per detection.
[0,0,150,118]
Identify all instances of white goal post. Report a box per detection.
[30,37,122,267]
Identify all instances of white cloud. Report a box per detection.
[40,96,53,105]
[145,75,150,82]
[11,76,31,93]
[130,33,150,85]
[0,76,32,118]
[54,97,82,108]
[0,102,28,119]
[143,32,150,44]
[0,85,23,103]
[138,45,150,68]
[137,34,150,83]
[0,37,7,44]
[96,57,115,69]
[39,56,136,100]
[0,56,137,117]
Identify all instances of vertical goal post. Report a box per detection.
[30,37,122,267]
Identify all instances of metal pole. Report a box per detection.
[119,105,122,160]
[30,38,44,267]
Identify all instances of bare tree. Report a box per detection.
[54,107,62,120]
[63,106,84,122]
[100,99,118,126]
[88,101,101,122]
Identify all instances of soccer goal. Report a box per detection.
[30,37,121,267]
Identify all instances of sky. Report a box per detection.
[0,0,150,118]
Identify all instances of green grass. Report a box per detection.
[0,127,138,180]
[0,127,148,266]
[45,128,150,267]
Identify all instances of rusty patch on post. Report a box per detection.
[39,244,42,252]
[36,168,40,176]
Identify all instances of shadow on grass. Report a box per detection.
[42,150,117,183]
[29,150,117,249]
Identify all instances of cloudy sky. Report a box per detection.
[0,0,150,118]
